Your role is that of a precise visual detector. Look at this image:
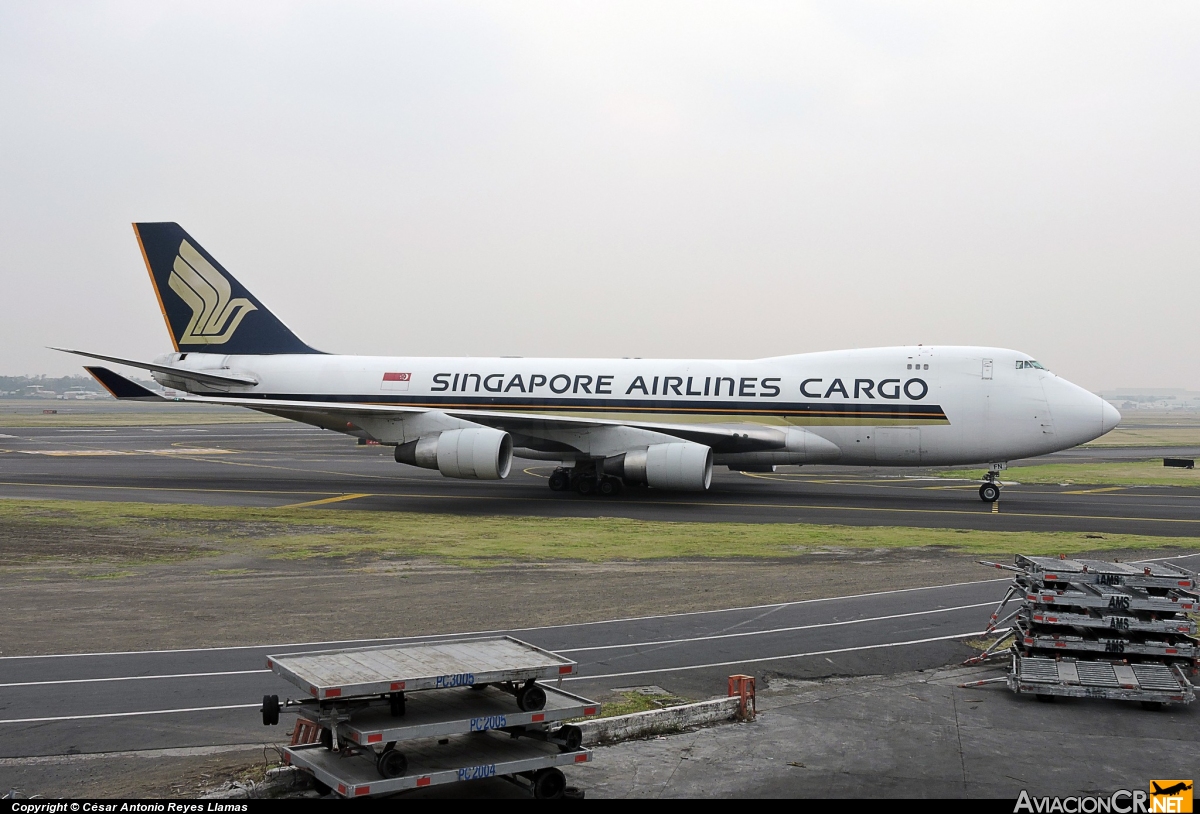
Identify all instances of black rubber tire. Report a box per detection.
[260,694,280,726]
[469,683,489,691]
[556,724,584,752]
[1035,694,1055,703]
[532,768,567,800]
[548,471,569,491]
[376,748,408,779]
[577,478,595,496]
[517,683,547,712]
[979,483,1000,503]
[599,478,617,496]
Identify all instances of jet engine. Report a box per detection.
[612,442,713,491]
[394,427,513,480]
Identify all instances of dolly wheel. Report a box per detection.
[517,682,547,712]
[532,767,566,799]
[376,748,408,779]
[556,724,583,752]
[260,694,280,726]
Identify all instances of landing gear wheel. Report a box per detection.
[532,767,567,799]
[548,470,569,491]
[576,478,595,496]
[979,483,1000,503]
[555,724,583,752]
[376,748,408,778]
[516,681,547,712]
[260,694,280,726]
[389,691,405,717]
[599,478,622,496]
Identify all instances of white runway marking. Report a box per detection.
[0,703,261,725]
[0,669,269,689]
[1,604,995,687]
[0,631,989,725]
[0,578,1010,661]
[563,630,992,682]
[555,602,996,654]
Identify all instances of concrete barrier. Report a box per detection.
[577,696,742,745]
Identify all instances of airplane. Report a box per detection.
[1152,782,1192,797]
[60,222,1121,503]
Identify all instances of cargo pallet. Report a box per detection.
[260,636,600,799]
[966,556,1199,707]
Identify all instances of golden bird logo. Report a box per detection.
[168,240,257,344]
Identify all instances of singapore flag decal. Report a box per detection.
[381,372,411,392]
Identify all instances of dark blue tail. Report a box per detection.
[134,222,320,355]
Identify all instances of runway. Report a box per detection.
[1,423,1198,536]
[4,551,1198,761]
[0,577,1009,759]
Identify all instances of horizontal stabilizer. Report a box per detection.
[84,367,165,401]
[54,348,258,387]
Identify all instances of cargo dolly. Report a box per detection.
[966,556,1199,708]
[259,636,600,798]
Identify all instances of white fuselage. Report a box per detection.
[154,345,1119,467]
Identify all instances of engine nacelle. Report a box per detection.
[395,428,513,480]
[615,442,713,491]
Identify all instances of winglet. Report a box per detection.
[84,367,166,401]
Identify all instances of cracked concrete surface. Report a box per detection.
[565,665,1199,798]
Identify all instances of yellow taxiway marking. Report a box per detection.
[991,502,999,514]
[279,493,372,509]
[1061,486,1127,495]
[2,481,1199,526]
[11,446,238,456]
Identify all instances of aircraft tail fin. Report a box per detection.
[133,223,321,355]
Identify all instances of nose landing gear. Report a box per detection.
[979,463,1006,502]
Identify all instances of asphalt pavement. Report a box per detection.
[1,424,1198,535]
[0,576,1011,759]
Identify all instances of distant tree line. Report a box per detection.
[0,374,158,397]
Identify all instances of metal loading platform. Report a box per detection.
[260,636,599,799]
[967,556,1199,708]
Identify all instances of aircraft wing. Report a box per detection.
[82,367,787,452]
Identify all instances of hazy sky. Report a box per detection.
[2,2,1197,390]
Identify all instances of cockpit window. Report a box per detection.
[1016,360,1045,370]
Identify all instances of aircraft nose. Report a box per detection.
[1101,399,1121,435]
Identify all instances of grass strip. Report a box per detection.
[939,460,1200,488]
[0,498,1195,568]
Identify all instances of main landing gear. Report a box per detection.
[979,464,1006,503]
[547,464,623,497]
